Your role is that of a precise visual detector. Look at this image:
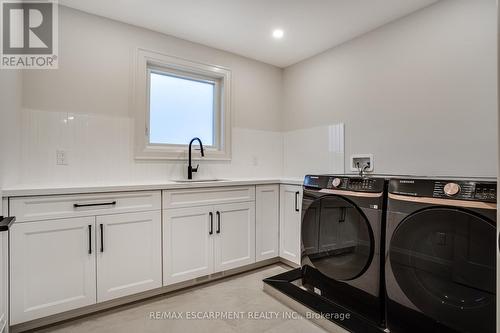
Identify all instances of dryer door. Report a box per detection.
[389,207,496,333]
[302,191,374,281]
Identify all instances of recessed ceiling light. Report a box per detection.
[272,29,284,39]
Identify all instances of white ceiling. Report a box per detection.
[60,0,439,68]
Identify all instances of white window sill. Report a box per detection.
[135,145,231,161]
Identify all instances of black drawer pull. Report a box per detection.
[209,212,213,235]
[74,201,117,208]
[88,225,92,254]
[295,192,300,212]
[100,223,104,252]
[216,211,221,234]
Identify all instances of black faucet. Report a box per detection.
[188,137,205,179]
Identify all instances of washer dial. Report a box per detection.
[332,178,342,188]
[444,183,461,196]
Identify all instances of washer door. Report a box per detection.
[302,193,374,281]
[389,208,496,333]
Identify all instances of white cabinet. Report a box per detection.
[9,191,162,324]
[96,211,162,302]
[0,231,8,333]
[255,185,279,261]
[163,206,214,285]
[163,187,256,286]
[10,217,97,325]
[214,202,255,272]
[279,185,303,265]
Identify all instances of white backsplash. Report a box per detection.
[15,109,283,186]
[7,108,344,187]
[283,124,345,178]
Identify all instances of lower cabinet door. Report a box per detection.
[279,185,302,265]
[255,185,279,261]
[214,202,256,272]
[96,211,162,302]
[10,217,97,324]
[163,207,214,285]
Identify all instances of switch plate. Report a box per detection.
[56,150,68,165]
[350,154,373,172]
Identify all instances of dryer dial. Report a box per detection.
[444,183,461,196]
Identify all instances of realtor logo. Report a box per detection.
[1,0,58,68]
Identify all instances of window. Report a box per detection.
[149,70,217,146]
[134,49,231,160]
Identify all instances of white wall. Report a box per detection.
[0,70,22,188]
[2,1,497,186]
[283,124,344,178]
[14,6,284,186]
[283,0,498,178]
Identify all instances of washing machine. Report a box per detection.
[385,177,497,333]
[301,174,387,328]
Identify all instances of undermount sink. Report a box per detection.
[172,179,227,183]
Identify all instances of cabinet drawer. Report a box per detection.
[10,191,161,222]
[163,186,255,209]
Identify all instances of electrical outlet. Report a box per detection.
[56,150,69,165]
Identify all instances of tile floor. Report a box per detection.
[36,264,328,333]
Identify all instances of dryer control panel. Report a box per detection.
[389,178,497,203]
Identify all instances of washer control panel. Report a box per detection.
[304,175,384,193]
[474,183,497,201]
[390,179,497,203]
[330,177,381,192]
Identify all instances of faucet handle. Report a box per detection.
[192,164,199,172]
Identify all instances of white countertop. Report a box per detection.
[1,178,304,197]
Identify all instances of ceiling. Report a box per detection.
[60,0,440,68]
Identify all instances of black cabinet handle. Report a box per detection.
[216,211,221,234]
[88,225,92,254]
[209,212,213,235]
[74,201,117,208]
[295,192,300,212]
[100,223,104,252]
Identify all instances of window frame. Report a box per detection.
[134,48,232,160]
